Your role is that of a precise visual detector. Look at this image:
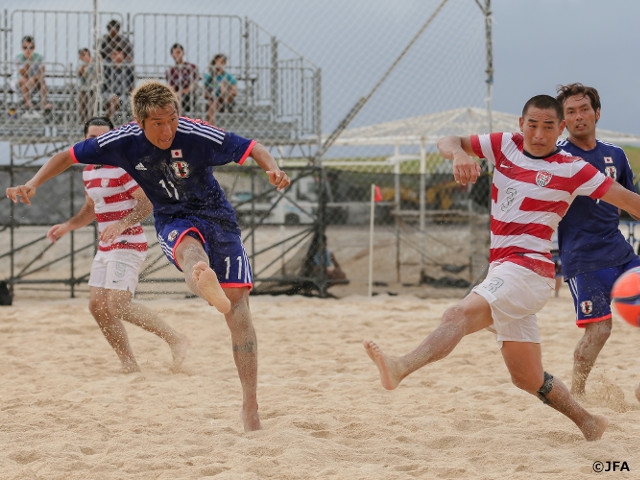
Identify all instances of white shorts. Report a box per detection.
[473,262,554,345]
[88,249,146,294]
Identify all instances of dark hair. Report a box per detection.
[21,35,34,45]
[78,47,90,55]
[107,19,120,31]
[555,82,601,114]
[522,95,564,121]
[84,117,114,136]
[212,53,227,65]
[170,43,184,53]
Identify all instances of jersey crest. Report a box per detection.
[171,161,190,178]
[535,170,552,187]
[580,300,593,315]
[605,165,616,179]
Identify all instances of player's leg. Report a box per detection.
[88,285,140,373]
[175,235,230,313]
[567,268,620,396]
[18,76,35,108]
[222,286,261,431]
[572,320,612,396]
[106,288,189,370]
[364,291,493,390]
[501,341,608,441]
[88,252,139,372]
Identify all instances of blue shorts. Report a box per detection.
[155,214,252,288]
[567,258,640,327]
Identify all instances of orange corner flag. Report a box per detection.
[374,185,382,202]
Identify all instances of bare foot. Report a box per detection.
[363,340,403,390]
[121,362,141,374]
[581,414,609,441]
[170,335,190,372]
[242,407,262,432]
[635,384,640,402]
[192,261,231,314]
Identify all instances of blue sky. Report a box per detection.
[3,0,639,136]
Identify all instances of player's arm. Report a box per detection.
[600,181,640,220]
[47,195,96,243]
[6,150,75,205]
[437,136,482,186]
[249,142,290,191]
[100,187,153,244]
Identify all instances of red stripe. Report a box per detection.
[490,246,552,263]
[520,197,569,216]
[220,282,253,290]
[70,146,79,163]
[104,191,133,204]
[505,255,555,278]
[172,227,206,270]
[239,140,257,165]
[577,314,611,327]
[590,176,614,198]
[491,218,554,240]
[470,135,482,156]
[98,242,147,252]
[96,209,133,222]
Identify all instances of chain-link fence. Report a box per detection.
[1,0,495,300]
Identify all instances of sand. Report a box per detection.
[2,284,640,480]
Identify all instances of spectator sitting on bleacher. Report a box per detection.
[14,35,52,112]
[77,48,98,124]
[99,19,133,63]
[102,46,135,120]
[165,43,199,114]
[204,53,237,125]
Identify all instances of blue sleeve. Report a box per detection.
[72,137,122,168]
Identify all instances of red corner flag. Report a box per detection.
[373,185,383,202]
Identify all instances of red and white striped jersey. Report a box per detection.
[471,132,613,278]
[83,165,148,253]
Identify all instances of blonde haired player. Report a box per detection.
[7,82,290,432]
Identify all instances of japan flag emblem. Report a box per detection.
[171,149,183,158]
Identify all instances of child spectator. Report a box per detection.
[204,53,237,124]
[14,35,52,112]
[165,43,199,114]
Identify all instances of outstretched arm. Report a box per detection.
[6,150,75,205]
[47,195,96,242]
[249,142,290,191]
[437,135,482,186]
[600,181,640,220]
[100,187,153,244]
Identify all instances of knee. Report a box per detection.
[592,321,612,344]
[508,369,545,395]
[440,303,481,336]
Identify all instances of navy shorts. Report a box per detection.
[155,214,253,288]
[567,258,640,327]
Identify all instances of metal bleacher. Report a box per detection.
[1,8,329,300]
[0,9,321,148]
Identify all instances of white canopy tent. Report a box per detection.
[324,107,640,285]
[329,107,640,148]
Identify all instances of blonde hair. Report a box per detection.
[131,81,180,124]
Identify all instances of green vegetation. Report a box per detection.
[624,145,640,180]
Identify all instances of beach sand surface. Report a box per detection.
[2,284,640,479]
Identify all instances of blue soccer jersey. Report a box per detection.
[556,139,637,279]
[71,117,255,233]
